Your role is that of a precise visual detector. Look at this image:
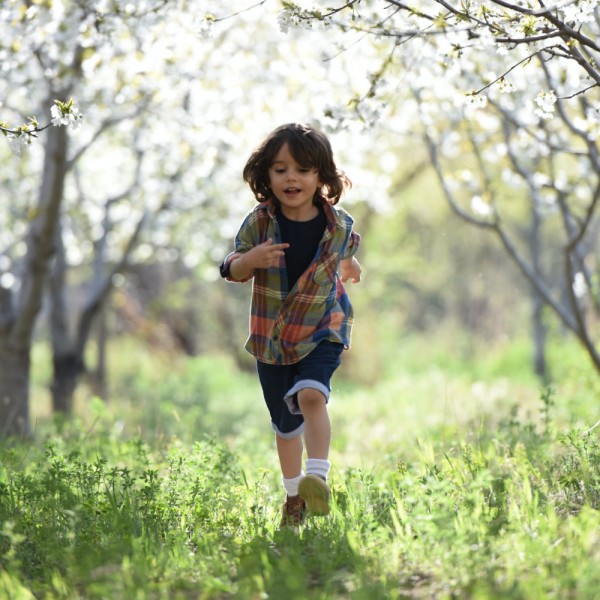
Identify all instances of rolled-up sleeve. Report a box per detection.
[341,230,360,260]
[221,212,259,283]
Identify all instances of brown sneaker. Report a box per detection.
[280,494,306,528]
[298,474,330,516]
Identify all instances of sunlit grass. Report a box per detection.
[11,333,600,598]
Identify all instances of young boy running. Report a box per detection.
[220,123,362,527]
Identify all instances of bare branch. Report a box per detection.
[213,0,270,23]
[412,83,583,332]
[0,122,51,138]
[566,181,600,253]
[472,49,544,95]
[488,98,586,157]
[76,151,146,356]
[491,0,579,18]
[76,209,147,357]
[561,235,600,369]
[565,42,600,85]
[538,5,600,53]
[67,100,151,169]
[540,59,600,174]
[413,87,497,229]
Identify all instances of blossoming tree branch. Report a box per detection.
[0,99,83,154]
[276,0,600,374]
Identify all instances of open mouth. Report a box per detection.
[284,188,301,194]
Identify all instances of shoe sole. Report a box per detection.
[298,475,330,516]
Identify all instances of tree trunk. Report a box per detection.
[531,290,548,381]
[89,301,108,400]
[529,200,548,382]
[49,225,80,414]
[51,352,84,414]
[0,342,31,437]
[0,112,70,436]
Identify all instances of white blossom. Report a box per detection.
[534,90,556,119]
[6,132,32,156]
[50,103,83,128]
[276,7,314,33]
[277,8,301,34]
[197,16,214,39]
[465,92,488,110]
[562,1,596,23]
[498,78,515,94]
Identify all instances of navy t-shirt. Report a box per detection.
[277,205,327,292]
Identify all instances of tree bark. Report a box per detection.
[89,301,108,400]
[51,351,84,414]
[0,341,31,437]
[0,109,69,436]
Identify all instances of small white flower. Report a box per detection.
[496,45,509,56]
[534,90,556,119]
[51,103,83,128]
[6,132,31,156]
[277,9,295,34]
[498,78,515,94]
[277,7,312,33]
[197,16,214,39]
[50,104,66,125]
[465,92,488,109]
[563,1,595,23]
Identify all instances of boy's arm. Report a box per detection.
[226,238,289,281]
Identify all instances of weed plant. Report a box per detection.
[2,343,599,598]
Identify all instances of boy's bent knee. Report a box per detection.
[297,387,327,408]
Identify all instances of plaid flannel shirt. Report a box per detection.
[223,196,360,365]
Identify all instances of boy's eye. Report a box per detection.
[271,166,314,174]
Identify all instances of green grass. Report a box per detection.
[2,337,600,598]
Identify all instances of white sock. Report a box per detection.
[282,473,304,497]
[306,458,331,481]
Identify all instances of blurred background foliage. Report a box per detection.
[0,0,598,435]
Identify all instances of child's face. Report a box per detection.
[268,143,321,220]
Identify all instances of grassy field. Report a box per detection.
[1,335,600,598]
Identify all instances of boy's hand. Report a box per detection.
[229,238,289,280]
[246,238,289,269]
[339,256,362,283]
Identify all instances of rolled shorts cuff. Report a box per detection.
[272,421,304,439]
[284,379,331,415]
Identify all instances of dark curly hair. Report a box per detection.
[242,123,351,205]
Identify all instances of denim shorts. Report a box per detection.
[256,340,344,439]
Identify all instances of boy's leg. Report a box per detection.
[290,342,344,516]
[297,388,332,515]
[297,388,330,460]
[276,433,303,478]
[256,361,308,527]
[276,433,307,527]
